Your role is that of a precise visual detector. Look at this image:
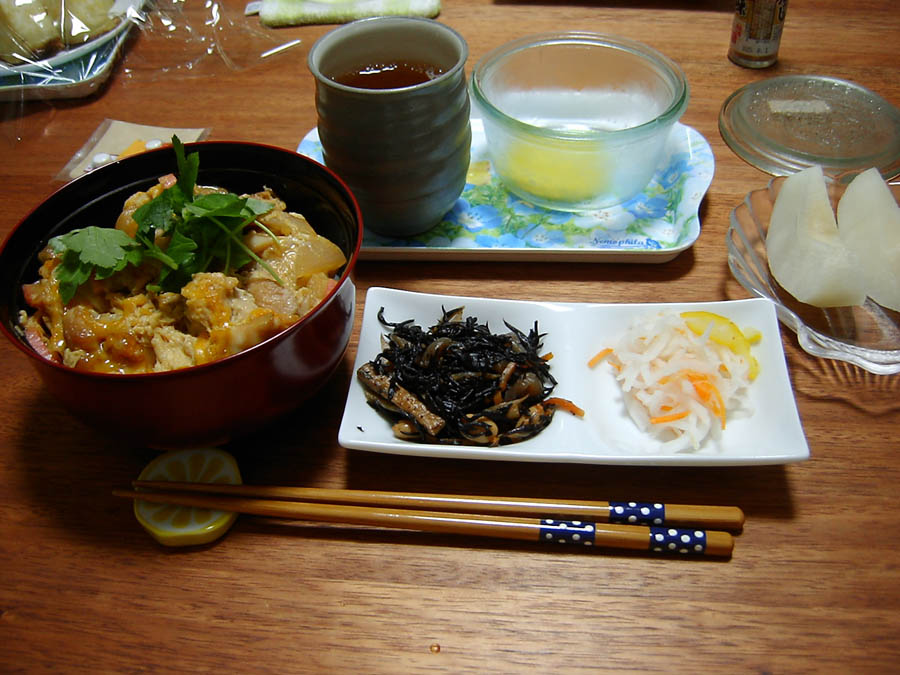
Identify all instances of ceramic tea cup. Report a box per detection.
[307,17,471,238]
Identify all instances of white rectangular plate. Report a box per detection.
[338,288,810,466]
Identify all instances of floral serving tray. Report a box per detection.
[298,119,715,262]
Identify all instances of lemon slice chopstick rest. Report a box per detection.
[133,448,242,547]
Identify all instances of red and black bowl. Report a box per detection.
[0,141,363,448]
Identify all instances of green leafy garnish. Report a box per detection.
[49,227,144,303]
[49,135,280,304]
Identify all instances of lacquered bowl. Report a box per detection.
[727,176,900,375]
[0,141,363,448]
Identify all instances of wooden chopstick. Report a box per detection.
[132,480,745,531]
[115,486,735,557]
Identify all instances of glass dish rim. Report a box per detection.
[469,31,690,143]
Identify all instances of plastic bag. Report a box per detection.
[120,0,295,80]
[0,0,298,102]
[0,0,143,100]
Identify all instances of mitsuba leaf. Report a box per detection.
[165,228,199,268]
[134,189,178,239]
[151,229,196,293]
[46,135,284,303]
[244,197,275,217]
[51,226,139,269]
[173,136,198,203]
[49,227,144,303]
[185,194,273,221]
[94,245,145,280]
[185,192,243,218]
[54,250,94,305]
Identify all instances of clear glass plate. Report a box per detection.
[727,177,900,375]
[719,75,900,181]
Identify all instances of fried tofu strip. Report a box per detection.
[357,362,445,437]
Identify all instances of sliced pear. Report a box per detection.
[766,165,866,308]
[836,168,900,312]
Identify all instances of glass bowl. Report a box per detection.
[727,176,900,375]
[469,32,689,212]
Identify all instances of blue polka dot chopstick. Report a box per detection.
[120,482,741,557]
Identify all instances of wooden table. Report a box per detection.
[2,1,899,671]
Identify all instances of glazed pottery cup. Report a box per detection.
[307,17,471,237]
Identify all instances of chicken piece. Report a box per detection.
[151,326,196,371]
[61,304,103,354]
[182,272,292,364]
[198,309,284,365]
[181,272,241,335]
[244,278,299,317]
[60,294,160,373]
[242,202,345,317]
[21,258,66,361]
[256,204,313,238]
[245,227,345,288]
[248,202,345,279]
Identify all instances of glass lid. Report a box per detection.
[719,75,900,182]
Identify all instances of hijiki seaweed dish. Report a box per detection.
[357,307,584,446]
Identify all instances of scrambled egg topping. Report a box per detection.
[20,187,346,373]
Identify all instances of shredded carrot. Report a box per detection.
[587,348,613,368]
[684,371,727,429]
[654,369,728,429]
[650,410,690,425]
[545,397,585,418]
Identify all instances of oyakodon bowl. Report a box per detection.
[0,141,362,448]
[470,32,689,211]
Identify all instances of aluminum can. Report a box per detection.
[728,0,788,68]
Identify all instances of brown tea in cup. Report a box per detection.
[332,60,446,89]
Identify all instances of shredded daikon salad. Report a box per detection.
[588,311,761,452]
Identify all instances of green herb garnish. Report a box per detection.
[49,136,281,304]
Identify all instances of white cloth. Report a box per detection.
[252,0,441,27]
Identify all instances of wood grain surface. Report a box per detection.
[1,1,899,672]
